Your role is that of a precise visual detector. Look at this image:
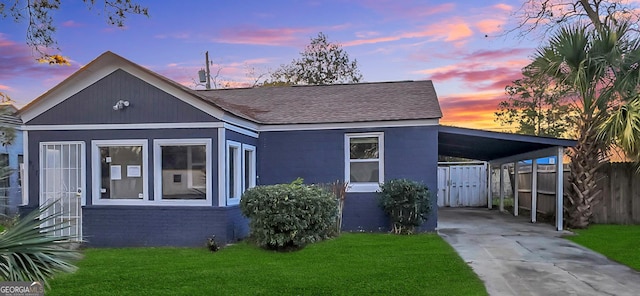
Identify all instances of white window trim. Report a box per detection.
[21,130,28,206]
[91,139,149,206]
[242,144,257,191]
[345,132,384,193]
[153,139,212,206]
[226,140,242,205]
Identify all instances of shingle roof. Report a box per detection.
[0,104,22,126]
[18,51,442,126]
[196,80,442,124]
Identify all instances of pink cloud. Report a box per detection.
[416,50,531,93]
[476,19,505,34]
[439,91,509,130]
[355,31,381,38]
[0,34,78,81]
[344,19,473,47]
[215,27,311,46]
[154,32,191,40]
[465,48,532,60]
[494,3,513,12]
[61,20,83,28]
[0,34,79,104]
[358,1,455,19]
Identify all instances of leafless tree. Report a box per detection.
[508,0,640,37]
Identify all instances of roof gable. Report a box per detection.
[27,69,219,125]
[18,51,234,125]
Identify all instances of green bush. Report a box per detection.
[240,180,338,251]
[378,179,432,234]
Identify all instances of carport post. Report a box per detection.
[514,161,519,216]
[499,164,505,212]
[487,164,493,209]
[555,147,564,231]
[531,158,538,223]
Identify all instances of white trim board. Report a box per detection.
[223,123,259,138]
[23,122,224,131]
[259,119,439,132]
[22,119,439,133]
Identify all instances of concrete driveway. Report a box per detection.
[437,207,640,296]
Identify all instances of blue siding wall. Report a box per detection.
[259,126,439,232]
[21,128,230,247]
[25,129,219,208]
[82,205,247,247]
[0,129,23,215]
[259,130,343,185]
[27,69,219,125]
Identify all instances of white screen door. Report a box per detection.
[40,142,84,240]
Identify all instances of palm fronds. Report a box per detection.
[0,201,82,287]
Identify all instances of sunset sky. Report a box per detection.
[0,0,540,130]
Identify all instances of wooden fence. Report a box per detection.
[514,162,640,224]
[515,165,569,216]
[592,163,640,224]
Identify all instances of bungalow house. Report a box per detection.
[16,52,574,247]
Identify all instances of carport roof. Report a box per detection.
[438,126,577,163]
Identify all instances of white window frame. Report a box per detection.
[153,139,212,206]
[345,132,384,193]
[91,139,149,205]
[226,140,242,205]
[242,144,257,192]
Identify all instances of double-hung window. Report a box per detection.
[226,141,256,205]
[345,133,384,192]
[154,139,212,205]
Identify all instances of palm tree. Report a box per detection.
[528,22,640,228]
[0,202,82,287]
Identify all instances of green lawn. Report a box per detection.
[567,225,640,271]
[48,233,487,296]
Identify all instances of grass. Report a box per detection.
[48,233,487,296]
[566,225,640,271]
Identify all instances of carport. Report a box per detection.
[438,126,577,231]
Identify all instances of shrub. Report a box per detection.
[378,179,432,234]
[240,180,337,251]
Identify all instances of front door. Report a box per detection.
[40,142,84,240]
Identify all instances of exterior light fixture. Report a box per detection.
[113,100,130,111]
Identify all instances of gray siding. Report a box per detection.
[258,126,439,232]
[82,205,247,247]
[28,69,219,125]
[26,129,219,207]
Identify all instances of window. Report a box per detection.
[0,153,8,208]
[345,133,384,192]
[92,140,148,205]
[17,155,23,187]
[225,141,256,205]
[242,144,256,191]
[18,154,24,205]
[153,139,212,204]
[226,141,242,204]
